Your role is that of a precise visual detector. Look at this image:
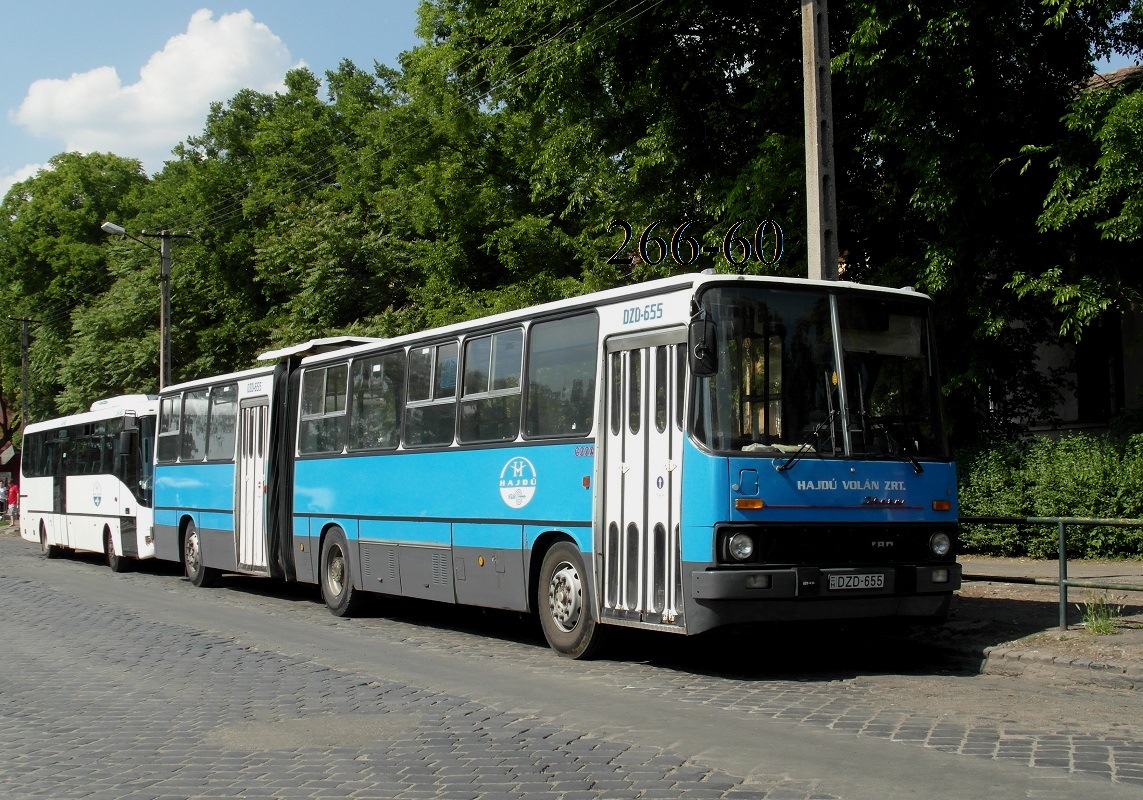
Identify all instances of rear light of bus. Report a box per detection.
[932,500,952,511]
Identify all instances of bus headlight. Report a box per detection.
[728,532,755,562]
[929,531,952,557]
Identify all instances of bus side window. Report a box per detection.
[157,395,181,462]
[299,365,349,454]
[206,383,238,461]
[404,342,458,448]
[459,329,522,443]
[525,313,599,438]
[181,390,210,462]
[348,352,405,451]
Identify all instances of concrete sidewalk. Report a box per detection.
[936,555,1143,690]
[961,554,1143,585]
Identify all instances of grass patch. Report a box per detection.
[1078,592,1124,635]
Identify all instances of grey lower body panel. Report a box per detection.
[154,523,180,563]
[298,532,530,613]
[152,521,237,572]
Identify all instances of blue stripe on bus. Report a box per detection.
[154,462,236,512]
[293,443,595,523]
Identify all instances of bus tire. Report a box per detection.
[40,523,62,559]
[105,528,130,573]
[537,541,605,659]
[321,528,363,617]
[183,521,219,588]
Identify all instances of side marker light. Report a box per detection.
[734,498,764,510]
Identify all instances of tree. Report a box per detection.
[421,0,808,282]
[1010,67,1143,339]
[0,152,149,417]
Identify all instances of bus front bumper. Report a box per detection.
[691,563,961,601]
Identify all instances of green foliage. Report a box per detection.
[1010,73,1143,340]
[958,433,1143,558]
[0,152,149,418]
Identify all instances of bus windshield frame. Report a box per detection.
[689,283,949,461]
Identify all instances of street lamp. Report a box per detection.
[101,221,189,390]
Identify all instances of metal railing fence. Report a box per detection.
[959,516,1143,631]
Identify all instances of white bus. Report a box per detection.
[20,395,158,571]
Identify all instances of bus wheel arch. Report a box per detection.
[105,525,129,573]
[534,536,606,659]
[39,520,61,559]
[181,517,219,588]
[319,525,363,617]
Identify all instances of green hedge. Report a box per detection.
[956,434,1143,559]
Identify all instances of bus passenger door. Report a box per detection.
[236,401,270,575]
[600,330,686,630]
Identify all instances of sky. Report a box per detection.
[0,1,424,197]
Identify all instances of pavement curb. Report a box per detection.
[981,645,1143,690]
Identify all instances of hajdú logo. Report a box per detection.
[499,457,537,508]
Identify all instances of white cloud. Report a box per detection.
[9,9,302,175]
[0,162,48,200]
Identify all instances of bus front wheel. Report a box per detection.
[321,529,363,617]
[537,541,605,659]
[183,521,219,588]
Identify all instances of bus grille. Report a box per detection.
[714,523,957,566]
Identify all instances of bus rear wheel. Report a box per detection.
[105,528,130,573]
[39,523,61,559]
[537,541,605,659]
[321,528,363,617]
[183,521,219,588]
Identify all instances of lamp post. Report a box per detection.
[101,221,190,390]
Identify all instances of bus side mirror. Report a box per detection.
[688,319,718,377]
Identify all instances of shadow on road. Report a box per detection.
[60,547,1143,682]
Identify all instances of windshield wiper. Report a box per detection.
[776,410,836,472]
[864,414,924,474]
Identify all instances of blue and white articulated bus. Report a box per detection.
[152,273,960,657]
[20,395,158,572]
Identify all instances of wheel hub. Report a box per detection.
[548,562,582,632]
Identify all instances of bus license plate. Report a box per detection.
[828,573,885,590]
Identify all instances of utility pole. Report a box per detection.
[802,0,840,281]
[102,222,190,391]
[9,316,40,425]
[141,230,175,390]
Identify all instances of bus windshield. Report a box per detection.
[690,285,947,460]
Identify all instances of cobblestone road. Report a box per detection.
[2,532,1142,800]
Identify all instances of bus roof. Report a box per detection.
[25,395,159,435]
[291,272,932,367]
